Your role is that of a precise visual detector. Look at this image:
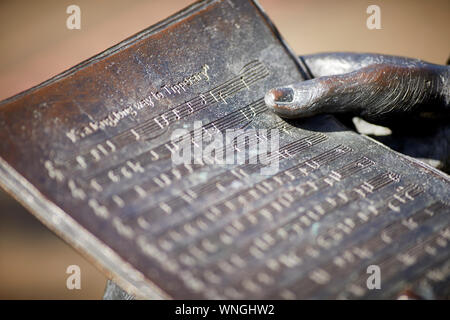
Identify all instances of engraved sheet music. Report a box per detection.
[0,0,448,299]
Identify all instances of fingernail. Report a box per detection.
[265,87,294,109]
[272,87,294,103]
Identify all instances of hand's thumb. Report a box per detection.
[265,63,448,121]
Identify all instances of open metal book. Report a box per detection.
[0,0,448,299]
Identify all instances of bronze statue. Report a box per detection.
[266,53,450,172]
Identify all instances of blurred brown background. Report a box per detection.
[0,0,449,299]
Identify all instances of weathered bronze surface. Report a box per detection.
[0,0,449,299]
